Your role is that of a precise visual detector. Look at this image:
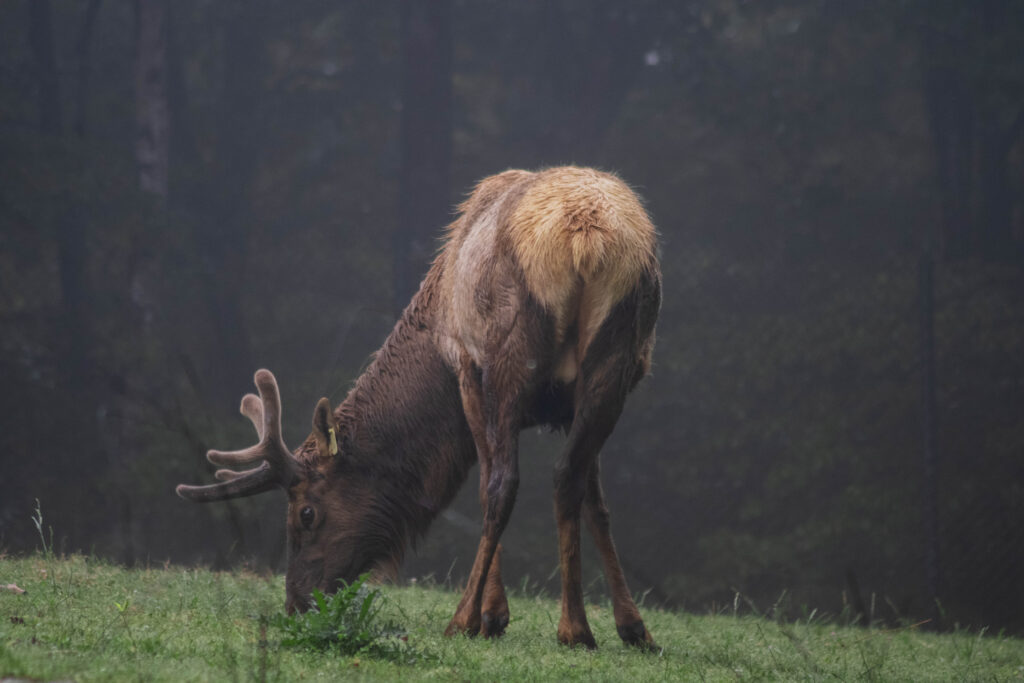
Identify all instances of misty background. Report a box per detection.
[1,1,1022,632]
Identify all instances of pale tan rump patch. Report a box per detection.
[506,167,657,356]
[434,167,657,378]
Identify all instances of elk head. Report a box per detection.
[176,369,375,614]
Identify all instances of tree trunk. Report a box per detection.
[176,0,260,412]
[396,0,452,314]
[977,106,1024,260]
[135,0,169,200]
[74,0,102,137]
[922,32,974,260]
[29,0,63,134]
[30,0,106,546]
[919,252,941,627]
[537,1,648,163]
[208,0,260,400]
[921,5,1024,262]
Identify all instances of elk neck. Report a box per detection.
[329,268,478,552]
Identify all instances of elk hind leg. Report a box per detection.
[584,458,656,649]
[553,364,633,649]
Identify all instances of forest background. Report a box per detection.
[1,0,1022,633]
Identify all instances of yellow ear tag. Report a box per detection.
[327,427,338,456]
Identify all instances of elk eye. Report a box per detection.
[299,506,315,529]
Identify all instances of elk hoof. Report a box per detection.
[481,610,509,638]
[444,614,480,638]
[617,620,657,650]
[557,626,598,650]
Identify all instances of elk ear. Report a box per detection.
[311,397,339,458]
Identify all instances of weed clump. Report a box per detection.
[271,574,413,661]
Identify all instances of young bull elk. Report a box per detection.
[176,166,661,649]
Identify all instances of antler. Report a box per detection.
[176,369,299,502]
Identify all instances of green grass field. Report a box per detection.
[1,554,1022,681]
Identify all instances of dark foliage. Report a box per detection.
[1,0,1022,632]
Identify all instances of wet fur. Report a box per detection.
[308,166,658,574]
[288,167,660,646]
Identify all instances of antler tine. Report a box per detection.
[204,392,266,467]
[177,369,298,503]
[253,369,285,450]
[176,462,278,502]
[206,445,264,467]
[206,369,294,469]
[240,393,264,439]
[214,467,255,482]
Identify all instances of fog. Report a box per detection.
[1,1,1022,631]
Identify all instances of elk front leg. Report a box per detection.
[481,544,509,637]
[445,360,518,638]
[461,360,510,637]
[476,447,510,637]
[445,435,519,638]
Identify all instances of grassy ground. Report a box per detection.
[1,554,1022,682]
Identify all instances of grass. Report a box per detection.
[1,554,1023,682]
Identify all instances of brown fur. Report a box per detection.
[177,166,661,648]
[439,167,657,382]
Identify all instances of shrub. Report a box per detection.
[271,574,411,660]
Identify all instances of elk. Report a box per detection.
[177,166,661,649]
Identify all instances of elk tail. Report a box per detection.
[508,167,657,353]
